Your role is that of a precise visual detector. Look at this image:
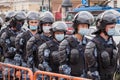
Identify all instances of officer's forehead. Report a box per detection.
[29,20,39,22]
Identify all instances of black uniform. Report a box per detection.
[85,35,118,80]
[84,10,119,80]
[0,29,23,64]
[59,35,89,76]
[58,11,94,77]
[0,11,26,64]
[15,30,33,64]
[38,40,59,73]
[26,33,52,70]
[26,11,54,72]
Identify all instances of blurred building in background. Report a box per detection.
[0,0,119,13]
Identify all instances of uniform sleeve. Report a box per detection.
[84,41,97,72]
[38,43,52,71]
[0,32,16,58]
[26,36,36,67]
[26,36,36,59]
[15,32,24,54]
[38,43,48,64]
[0,32,8,53]
[58,39,69,65]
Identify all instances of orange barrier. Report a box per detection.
[0,62,91,80]
[0,62,33,80]
[34,70,91,80]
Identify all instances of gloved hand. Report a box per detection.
[87,71,100,80]
[42,61,52,72]
[59,64,71,75]
[8,47,16,53]
[38,64,44,70]
[80,70,87,78]
[14,54,22,66]
[27,56,34,68]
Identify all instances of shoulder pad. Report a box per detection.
[26,36,36,49]
[59,39,69,46]
[28,36,36,42]
[38,43,47,52]
[15,33,24,47]
[34,33,40,40]
[16,33,23,39]
[59,39,69,51]
[86,41,96,49]
[46,40,54,48]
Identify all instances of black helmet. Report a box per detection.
[73,11,94,33]
[51,21,67,32]
[27,11,40,20]
[8,11,26,30]
[5,11,15,22]
[14,11,26,21]
[93,10,120,34]
[73,11,94,25]
[96,10,119,30]
[40,11,54,24]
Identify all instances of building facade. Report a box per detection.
[0,0,119,13]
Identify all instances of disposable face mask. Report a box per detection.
[55,34,64,42]
[78,28,89,35]
[107,28,115,36]
[29,25,38,30]
[43,26,51,33]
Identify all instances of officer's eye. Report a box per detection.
[30,22,38,23]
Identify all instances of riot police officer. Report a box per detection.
[26,11,54,72]
[38,21,67,73]
[14,11,40,66]
[0,11,15,36]
[0,11,26,64]
[58,11,94,77]
[0,11,16,63]
[0,11,26,80]
[84,10,119,80]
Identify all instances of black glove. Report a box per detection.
[59,64,71,75]
[8,47,16,53]
[42,61,52,72]
[27,56,34,68]
[38,64,44,70]
[14,54,22,66]
[81,70,87,78]
[88,71,100,80]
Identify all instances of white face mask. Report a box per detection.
[55,34,65,42]
[78,28,89,35]
[107,28,116,36]
[42,26,51,33]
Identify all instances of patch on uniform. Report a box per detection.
[44,49,50,57]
